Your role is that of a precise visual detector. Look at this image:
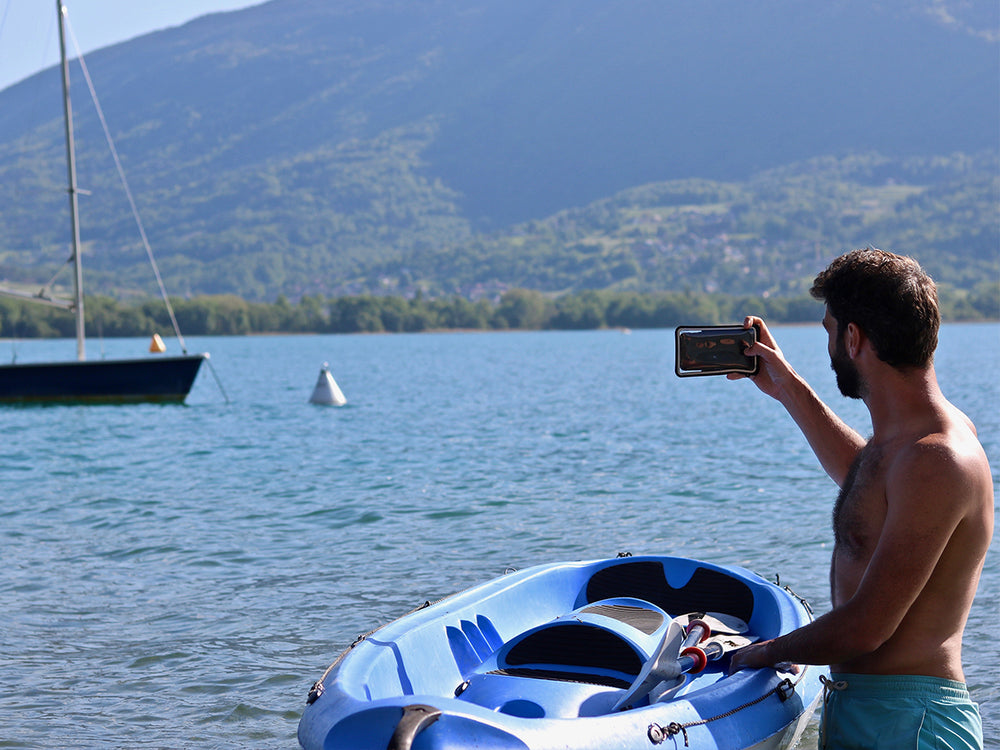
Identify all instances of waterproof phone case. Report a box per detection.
[675,325,758,377]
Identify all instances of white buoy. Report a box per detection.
[309,362,347,406]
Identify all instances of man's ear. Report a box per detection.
[845,322,863,358]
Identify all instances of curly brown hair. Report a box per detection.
[810,247,939,369]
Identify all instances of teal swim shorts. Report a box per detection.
[820,673,983,750]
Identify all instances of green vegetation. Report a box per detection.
[1,281,995,341]
[371,153,1000,301]
[54,152,994,307]
[2,151,997,339]
[2,121,997,304]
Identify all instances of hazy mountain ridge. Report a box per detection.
[0,0,995,302]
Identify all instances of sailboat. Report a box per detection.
[0,0,206,404]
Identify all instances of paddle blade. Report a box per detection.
[612,620,685,711]
[675,612,749,636]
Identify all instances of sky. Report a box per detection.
[0,0,264,93]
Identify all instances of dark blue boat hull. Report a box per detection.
[0,355,206,404]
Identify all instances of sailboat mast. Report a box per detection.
[56,0,86,361]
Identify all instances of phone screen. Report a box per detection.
[675,325,758,377]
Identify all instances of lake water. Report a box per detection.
[1,323,997,748]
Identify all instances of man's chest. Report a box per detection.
[833,446,887,558]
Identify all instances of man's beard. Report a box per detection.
[831,338,864,399]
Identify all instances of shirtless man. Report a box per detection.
[727,248,992,749]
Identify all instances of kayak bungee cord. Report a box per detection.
[648,669,810,746]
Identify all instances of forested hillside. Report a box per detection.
[370,153,998,300]
[0,0,996,303]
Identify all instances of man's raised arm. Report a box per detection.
[729,316,865,486]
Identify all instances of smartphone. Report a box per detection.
[675,325,758,377]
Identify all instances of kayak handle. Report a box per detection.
[387,704,442,750]
[681,619,710,649]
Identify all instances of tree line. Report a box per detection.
[1,284,995,339]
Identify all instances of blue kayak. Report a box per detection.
[298,555,825,750]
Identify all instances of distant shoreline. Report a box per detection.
[7,318,1000,346]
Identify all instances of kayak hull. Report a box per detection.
[299,555,826,750]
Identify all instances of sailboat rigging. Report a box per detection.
[0,0,206,404]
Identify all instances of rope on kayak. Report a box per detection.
[782,582,814,615]
[646,669,808,746]
[306,564,535,705]
[306,600,434,705]
[646,575,816,745]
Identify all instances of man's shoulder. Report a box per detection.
[895,402,982,461]
[893,429,980,475]
[886,414,992,510]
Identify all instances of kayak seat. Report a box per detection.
[494,622,643,689]
[584,561,754,623]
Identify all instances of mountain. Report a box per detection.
[0,0,996,301]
